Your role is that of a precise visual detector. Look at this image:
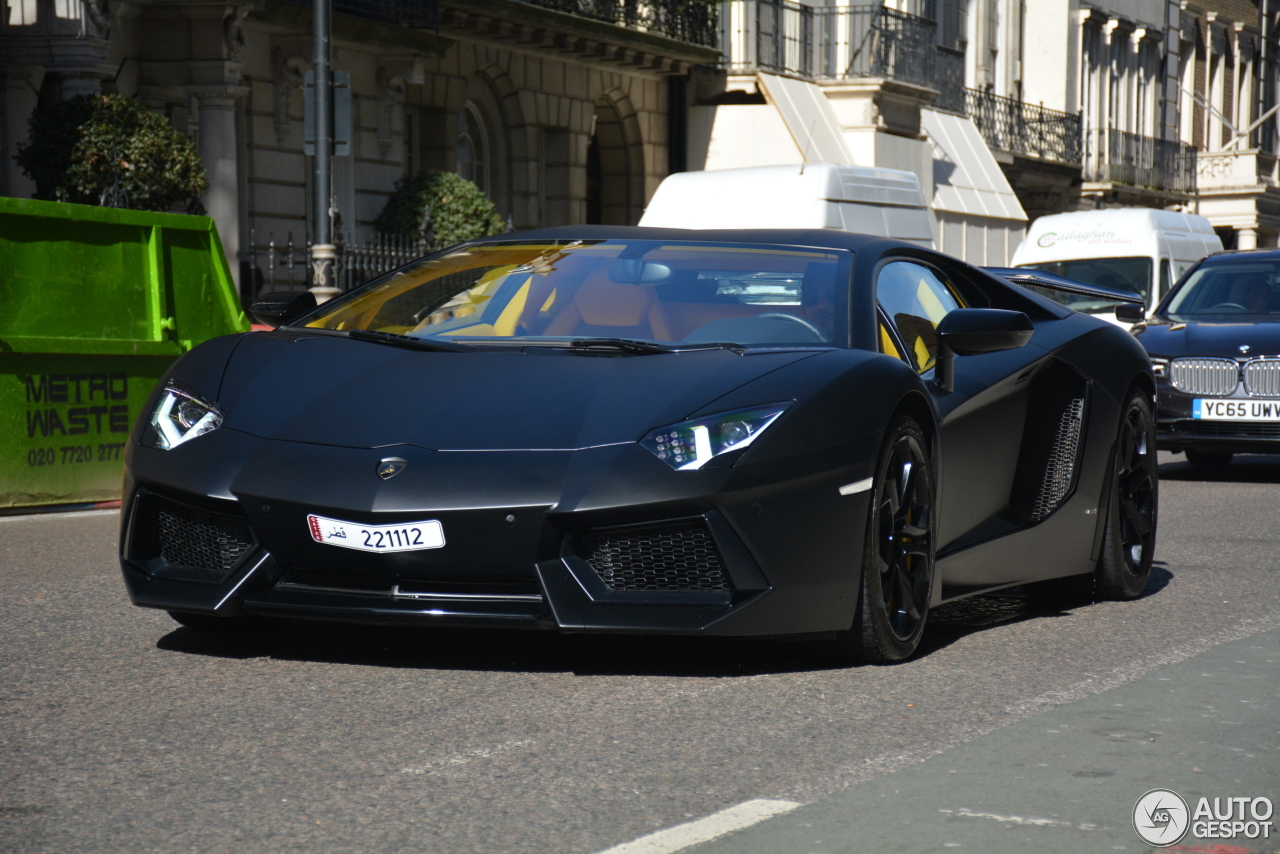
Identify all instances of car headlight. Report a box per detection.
[641,404,790,470]
[1150,357,1168,378]
[149,382,223,450]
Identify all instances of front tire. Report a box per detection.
[1096,391,1158,600]
[836,416,935,663]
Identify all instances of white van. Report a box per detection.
[1009,208,1222,325]
[639,164,935,248]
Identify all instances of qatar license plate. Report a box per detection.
[307,514,445,553]
[1193,399,1280,422]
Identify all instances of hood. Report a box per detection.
[215,332,819,450]
[1134,320,1280,360]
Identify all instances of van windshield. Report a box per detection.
[1165,261,1280,321]
[302,239,853,348]
[1015,257,1152,313]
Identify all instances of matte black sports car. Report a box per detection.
[1129,248,1280,466]
[120,228,1158,662]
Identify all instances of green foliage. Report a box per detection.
[16,94,208,211]
[374,170,506,247]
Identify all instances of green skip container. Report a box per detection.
[0,197,249,509]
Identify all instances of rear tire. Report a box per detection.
[834,416,935,663]
[1186,450,1232,467]
[1096,391,1158,600]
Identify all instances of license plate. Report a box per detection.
[1193,399,1280,422]
[307,514,445,553]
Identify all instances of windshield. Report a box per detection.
[1015,257,1152,312]
[303,240,852,348]
[1165,260,1280,321]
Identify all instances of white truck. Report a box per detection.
[639,164,935,248]
[1009,208,1222,325]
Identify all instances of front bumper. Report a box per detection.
[1155,382,1280,454]
[120,427,877,637]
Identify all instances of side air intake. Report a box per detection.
[1010,360,1090,522]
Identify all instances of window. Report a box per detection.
[456,103,489,193]
[876,260,962,373]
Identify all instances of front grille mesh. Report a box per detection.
[576,521,730,592]
[1244,360,1280,397]
[1170,358,1239,396]
[154,499,254,574]
[1029,397,1085,521]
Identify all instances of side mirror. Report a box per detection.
[250,290,317,328]
[1115,302,1147,324]
[934,309,1033,393]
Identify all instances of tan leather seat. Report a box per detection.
[543,272,673,340]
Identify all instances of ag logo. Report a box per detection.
[1134,788,1190,847]
[1037,232,1058,248]
[376,458,407,480]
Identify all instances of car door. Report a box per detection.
[875,256,1073,591]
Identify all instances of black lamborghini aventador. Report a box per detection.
[120,227,1158,662]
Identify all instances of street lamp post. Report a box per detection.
[309,0,339,301]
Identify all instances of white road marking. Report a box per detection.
[838,477,873,496]
[595,799,802,854]
[938,808,1071,827]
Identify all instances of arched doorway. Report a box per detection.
[587,91,643,225]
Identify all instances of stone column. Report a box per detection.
[0,65,44,198]
[189,86,248,288]
[1238,227,1258,250]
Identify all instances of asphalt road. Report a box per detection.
[1,452,1278,854]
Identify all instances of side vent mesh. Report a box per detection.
[1010,360,1090,522]
[575,521,730,592]
[1029,397,1085,521]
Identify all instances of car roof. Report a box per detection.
[493,225,927,255]
[1199,248,1280,265]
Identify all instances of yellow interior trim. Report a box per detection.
[880,324,901,359]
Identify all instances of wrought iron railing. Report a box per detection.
[1084,128,1197,194]
[965,89,1082,165]
[280,0,440,27]
[245,229,434,296]
[524,0,719,48]
[722,2,952,96]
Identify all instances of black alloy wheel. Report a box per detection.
[838,416,935,663]
[1096,391,1158,599]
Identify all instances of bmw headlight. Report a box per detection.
[149,382,223,450]
[641,404,790,471]
[1150,357,1168,378]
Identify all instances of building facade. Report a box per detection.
[0,0,717,293]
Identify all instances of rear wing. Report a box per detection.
[983,267,1145,305]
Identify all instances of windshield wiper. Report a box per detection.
[567,338,678,354]
[346,329,468,352]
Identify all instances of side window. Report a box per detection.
[879,319,903,361]
[876,260,962,373]
[1159,260,1172,303]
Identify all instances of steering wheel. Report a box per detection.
[1207,302,1249,312]
[756,313,827,342]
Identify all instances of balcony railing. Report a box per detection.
[966,89,1082,165]
[1084,128,1197,194]
[527,0,720,47]
[279,0,440,28]
[722,1,950,93]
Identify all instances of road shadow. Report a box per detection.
[155,567,1175,677]
[1160,452,1280,483]
[914,564,1174,658]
